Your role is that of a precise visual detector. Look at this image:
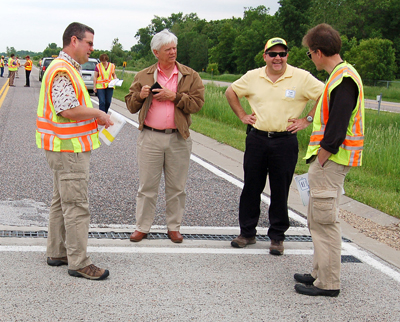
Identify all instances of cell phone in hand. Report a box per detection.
[150,82,162,93]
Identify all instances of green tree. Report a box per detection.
[345,38,397,81]
[42,43,61,57]
[276,0,312,47]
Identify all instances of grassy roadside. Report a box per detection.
[113,73,400,218]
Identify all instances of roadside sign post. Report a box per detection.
[377,93,382,114]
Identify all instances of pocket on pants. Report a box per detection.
[311,188,338,224]
[60,172,88,203]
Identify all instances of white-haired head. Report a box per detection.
[151,29,178,58]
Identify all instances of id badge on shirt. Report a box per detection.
[285,89,296,99]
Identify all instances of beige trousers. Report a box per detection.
[135,129,192,233]
[45,150,92,270]
[307,159,350,290]
[9,71,16,85]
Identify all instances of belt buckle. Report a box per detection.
[165,129,173,134]
[268,131,274,138]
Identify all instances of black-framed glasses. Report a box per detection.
[306,50,316,59]
[76,36,94,48]
[265,51,288,58]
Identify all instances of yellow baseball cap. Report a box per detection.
[264,37,288,52]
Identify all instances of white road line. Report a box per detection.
[0,245,324,256]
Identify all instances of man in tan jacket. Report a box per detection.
[125,29,204,243]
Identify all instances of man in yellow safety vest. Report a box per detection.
[0,56,4,77]
[294,23,365,297]
[8,54,17,86]
[36,22,113,280]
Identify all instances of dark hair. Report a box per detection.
[62,22,94,48]
[302,23,341,57]
[99,54,109,62]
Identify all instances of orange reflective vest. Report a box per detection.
[25,59,33,71]
[96,62,115,89]
[36,58,100,152]
[305,62,365,167]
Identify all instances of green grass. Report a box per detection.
[364,84,400,102]
[199,72,243,83]
[112,78,400,218]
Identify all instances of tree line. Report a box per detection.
[22,0,400,82]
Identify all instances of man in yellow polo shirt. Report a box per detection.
[225,37,324,255]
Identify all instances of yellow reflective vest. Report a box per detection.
[36,58,100,152]
[305,62,365,167]
[0,59,4,68]
[96,62,115,89]
[8,58,17,71]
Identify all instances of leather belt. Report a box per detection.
[250,127,295,138]
[143,125,178,134]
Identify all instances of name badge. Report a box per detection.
[285,89,296,98]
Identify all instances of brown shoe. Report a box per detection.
[68,264,109,280]
[130,230,148,242]
[269,239,284,255]
[231,235,256,248]
[168,231,183,243]
[47,256,68,266]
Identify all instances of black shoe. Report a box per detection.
[295,284,340,297]
[47,257,68,266]
[294,273,316,285]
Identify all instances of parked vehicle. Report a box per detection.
[38,57,54,81]
[81,58,99,93]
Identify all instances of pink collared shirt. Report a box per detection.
[144,64,178,129]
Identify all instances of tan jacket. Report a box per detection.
[125,62,204,139]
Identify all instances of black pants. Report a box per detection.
[238,130,298,241]
[25,70,31,86]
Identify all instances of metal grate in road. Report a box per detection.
[0,230,351,242]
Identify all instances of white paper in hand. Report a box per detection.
[99,112,126,146]
[294,173,310,206]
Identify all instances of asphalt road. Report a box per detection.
[0,66,399,321]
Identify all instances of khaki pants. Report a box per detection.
[9,71,16,85]
[307,159,350,290]
[135,129,192,233]
[45,150,92,270]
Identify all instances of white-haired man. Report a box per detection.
[125,29,204,243]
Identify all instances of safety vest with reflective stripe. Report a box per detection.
[8,58,17,71]
[304,62,365,167]
[25,59,32,71]
[36,58,100,153]
[0,59,4,67]
[96,62,115,89]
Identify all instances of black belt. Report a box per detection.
[143,125,178,134]
[250,127,295,138]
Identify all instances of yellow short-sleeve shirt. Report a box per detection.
[231,64,324,132]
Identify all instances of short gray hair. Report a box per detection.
[150,29,178,57]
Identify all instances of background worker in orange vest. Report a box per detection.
[0,56,4,77]
[22,55,33,87]
[36,22,113,280]
[8,54,17,86]
[93,54,116,114]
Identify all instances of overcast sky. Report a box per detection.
[3,0,280,54]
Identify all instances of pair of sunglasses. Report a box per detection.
[265,51,288,58]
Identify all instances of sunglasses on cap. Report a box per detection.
[265,51,288,58]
